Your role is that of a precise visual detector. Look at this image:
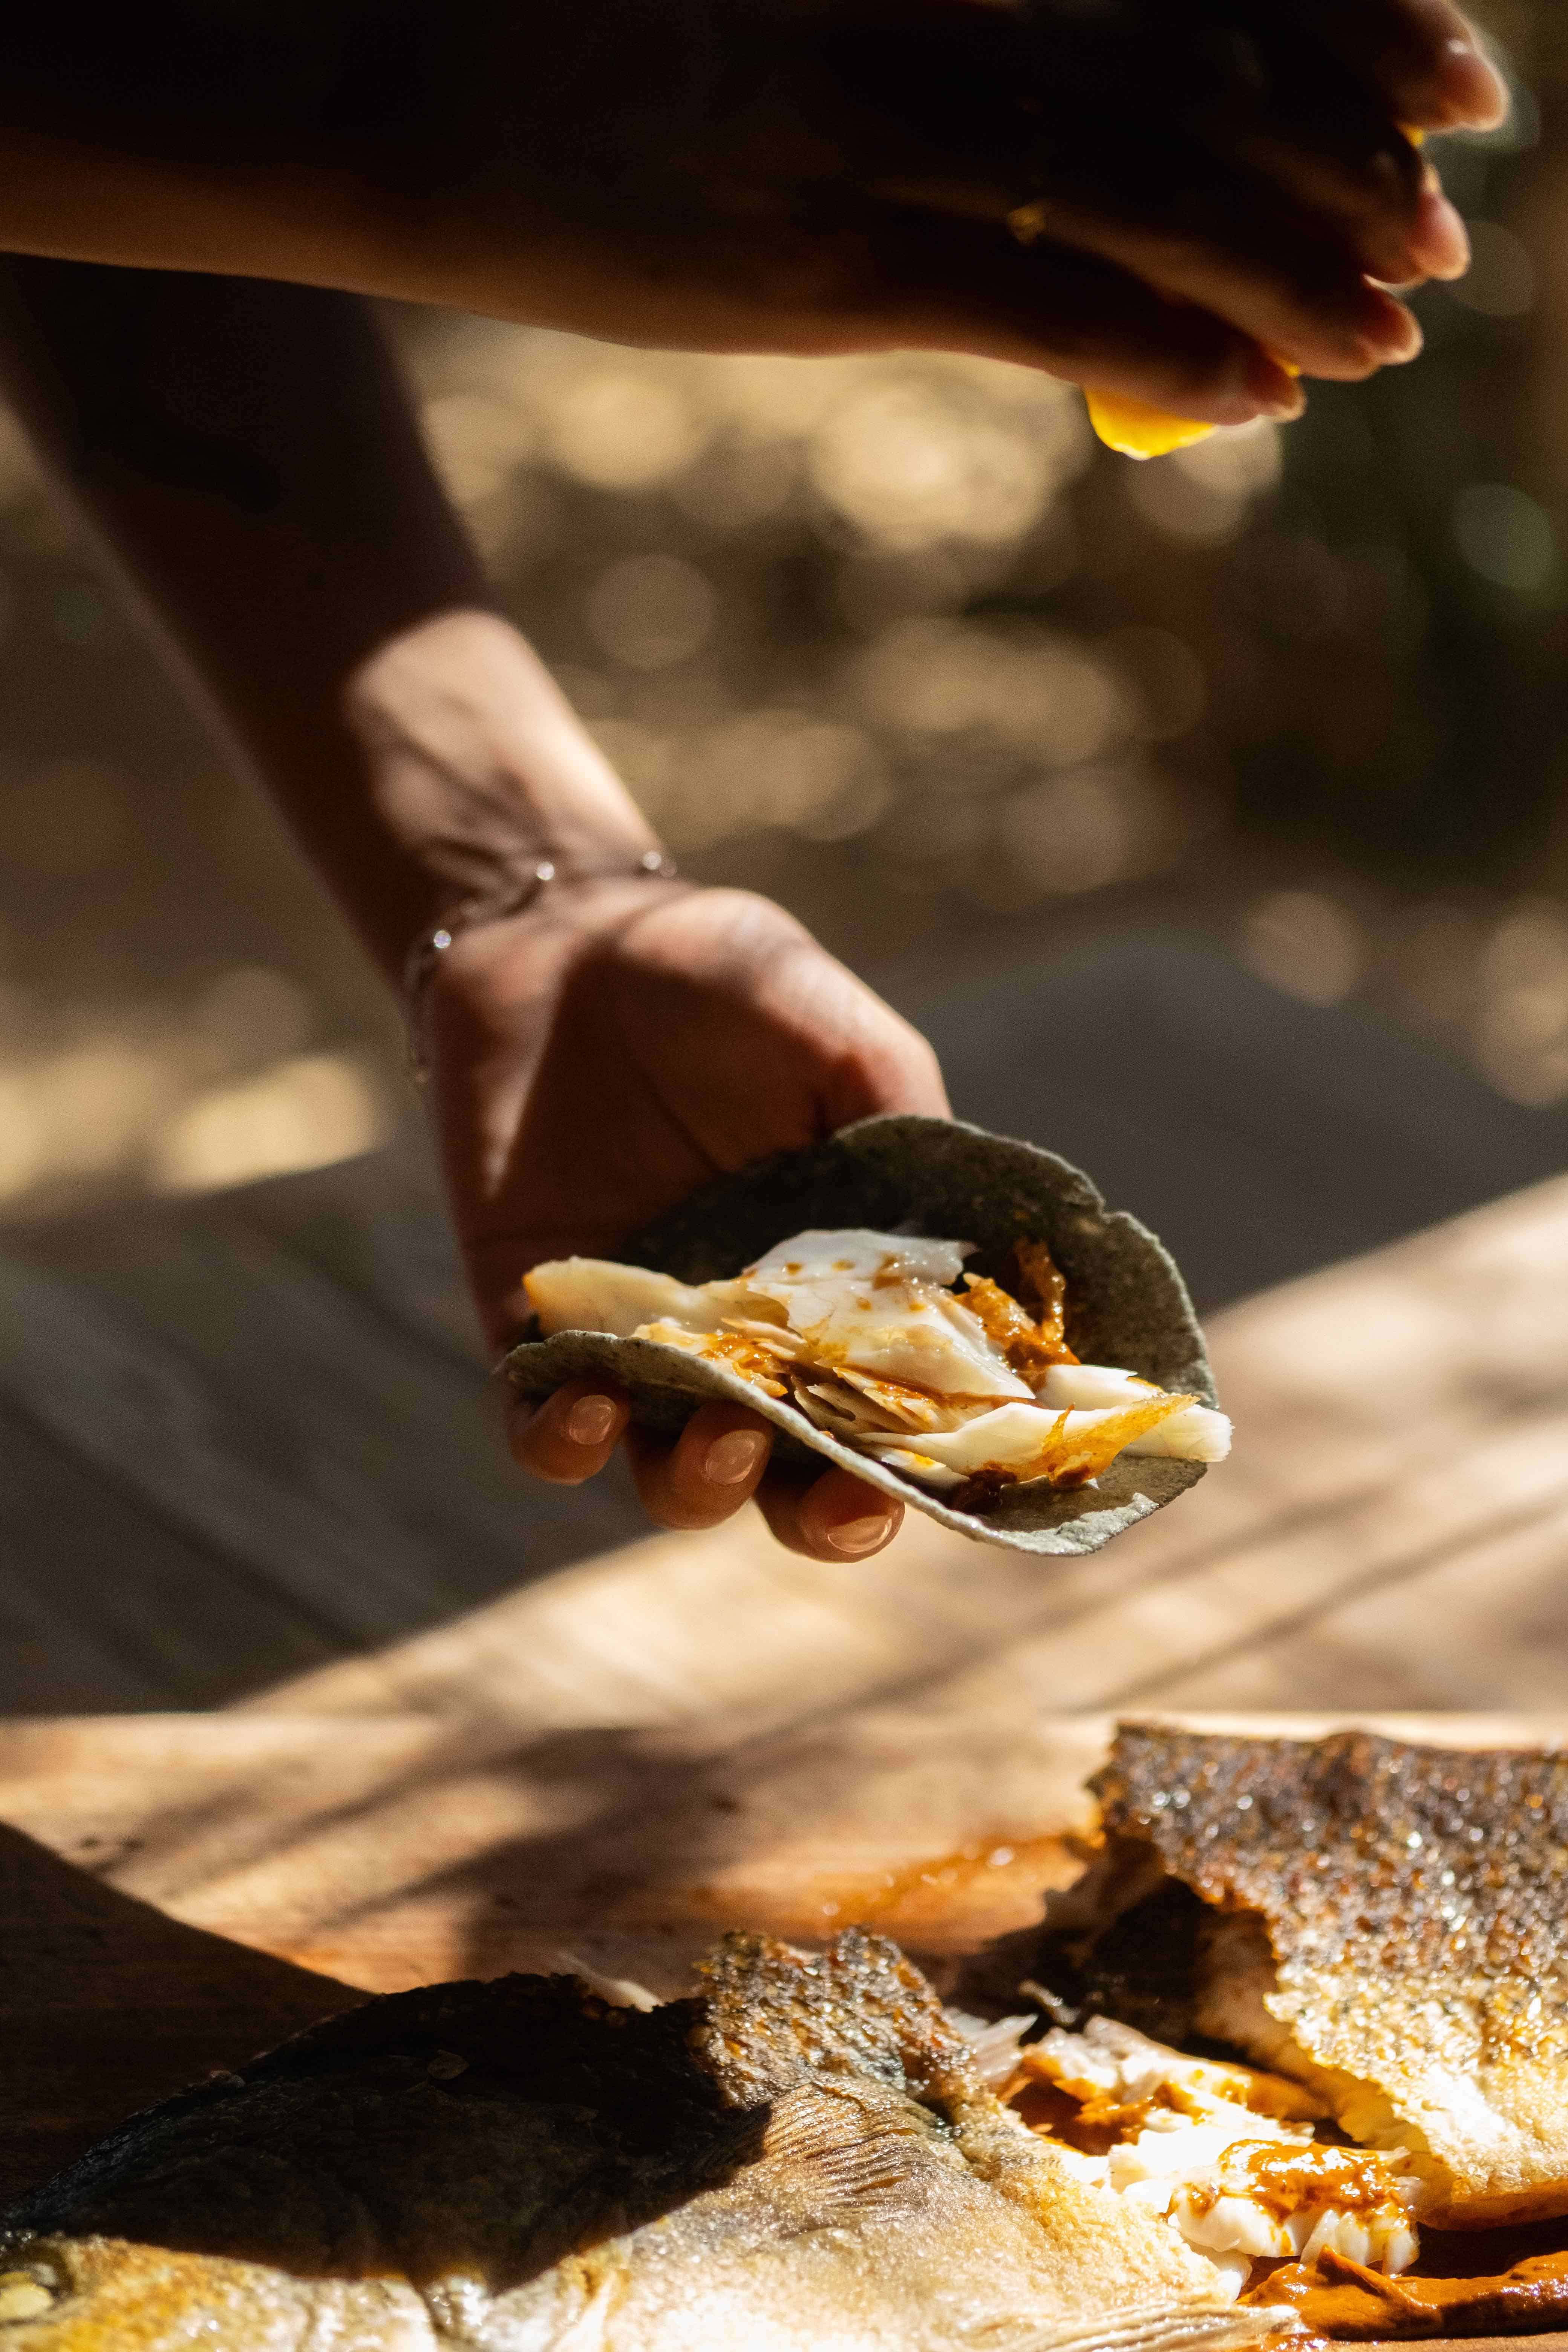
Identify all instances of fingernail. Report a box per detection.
[1245,350,1305,420]
[1361,295,1423,365]
[1387,305,1424,363]
[703,1428,769,1485]
[565,1394,618,1446]
[824,1511,896,1557]
[1437,37,1509,129]
[1409,189,1470,282]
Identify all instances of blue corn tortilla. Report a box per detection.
[502,1115,1219,1556]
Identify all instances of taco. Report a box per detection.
[504,1115,1227,1557]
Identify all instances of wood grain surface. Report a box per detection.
[2,1148,1565,1720]
[236,1169,1568,1732]
[2,1170,1567,2348]
[5,1709,1568,2203]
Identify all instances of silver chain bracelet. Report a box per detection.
[403,847,678,1081]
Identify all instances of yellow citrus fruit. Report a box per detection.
[1084,392,1220,459]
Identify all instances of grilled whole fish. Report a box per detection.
[0,1929,1284,2351]
[1046,1725,1568,2229]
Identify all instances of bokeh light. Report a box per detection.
[1242,891,1365,1007]
[421,393,538,508]
[1471,900,1568,1104]
[1450,222,1536,317]
[547,374,707,492]
[0,1035,179,1203]
[152,1052,387,1194]
[809,381,1057,550]
[853,620,1125,765]
[585,554,717,671]
[992,766,1180,902]
[1124,420,1282,544]
[1452,483,1557,591]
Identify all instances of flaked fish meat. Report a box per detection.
[1034,1724,1568,2231]
[507,1115,1224,1556]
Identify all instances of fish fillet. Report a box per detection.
[1052,1726,1568,2228]
[0,1930,1291,2350]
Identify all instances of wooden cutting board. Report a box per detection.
[6,1708,1568,2207]
[5,1177,1568,2341]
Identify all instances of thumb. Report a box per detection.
[813,976,952,1128]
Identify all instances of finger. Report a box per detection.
[624,1401,775,1531]
[1173,10,1478,282]
[997,172,1422,383]
[808,972,951,1125]
[1194,66,1468,286]
[845,1019,950,1121]
[877,121,1456,315]
[507,1379,629,1484]
[841,5,1459,337]
[1232,128,1470,287]
[858,212,1304,421]
[1267,0,1509,132]
[753,1462,904,1563]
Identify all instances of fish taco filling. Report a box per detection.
[525,1226,1230,1501]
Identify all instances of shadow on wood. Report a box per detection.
[0,1822,359,2203]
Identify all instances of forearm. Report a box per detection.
[0,5,421,291]
[0,260,659,977]
[0,0,1504,438]
[0,5,655,332]
[0,128,404,294]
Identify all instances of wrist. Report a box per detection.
[405,853,682,1080]
[340,609,665,977]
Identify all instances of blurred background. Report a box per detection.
[0,0,1565,1247]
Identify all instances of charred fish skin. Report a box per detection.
[692,1924,980,2108]
[0,1932,1268,2352]
[1035,1870,1216,2052]
[1080,1726,1568,2226]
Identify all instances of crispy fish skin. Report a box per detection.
[692,1932,1243,2320]
[1090,1726,1568,2227]
[691,1921,980,2106]
[0,1931,1268,2352]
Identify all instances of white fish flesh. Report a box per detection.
[1037,1367,1233,1462]
[1014,2018,1418,2283]
[747,1228,972,1286]
[524,1258,718,1340]
[524,1230,1227,1495]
